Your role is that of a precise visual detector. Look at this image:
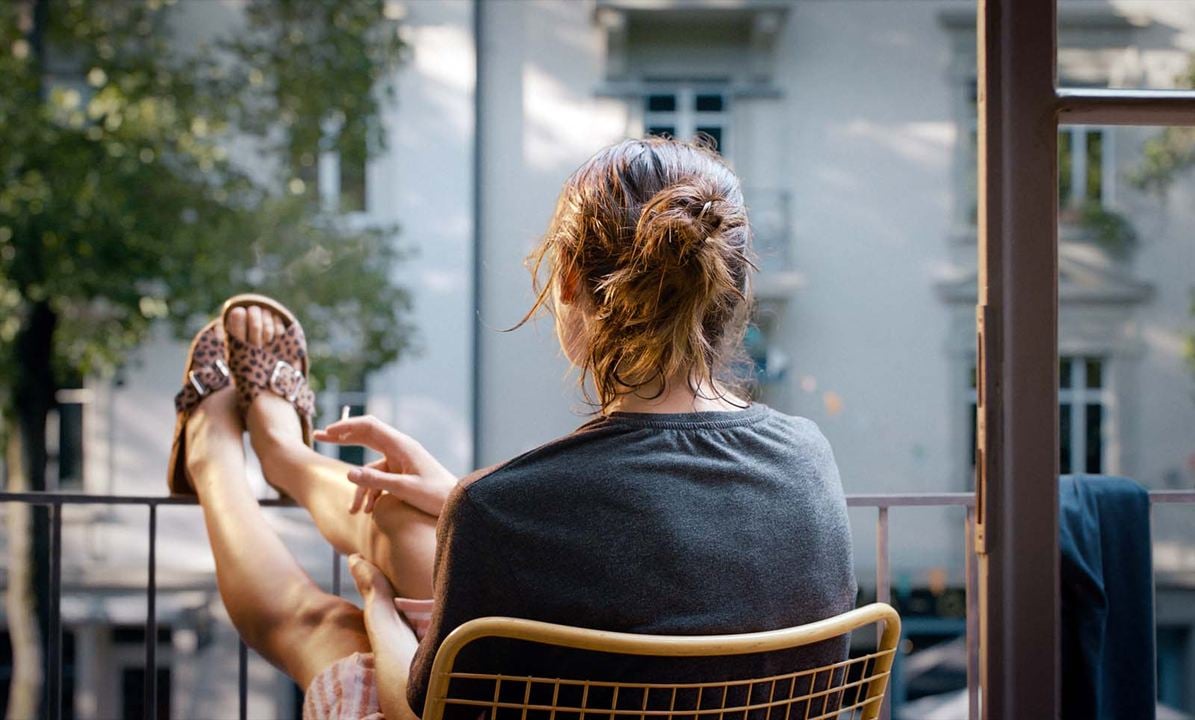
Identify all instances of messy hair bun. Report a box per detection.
[521,136,755,410]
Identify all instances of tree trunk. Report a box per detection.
[5,300,57,720]
[4,428,42,720]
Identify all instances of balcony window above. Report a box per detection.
[644,86,729,154]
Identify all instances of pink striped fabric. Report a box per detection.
[303,652,384,720]
[303,598,433,719]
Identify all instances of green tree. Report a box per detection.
[0,1,413,715]
[1130,58,1195,379]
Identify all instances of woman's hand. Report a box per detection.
[348,554,421,720]
[314,416,456,517]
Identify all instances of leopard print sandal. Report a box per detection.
[167,319,231,495]
[220,294,316,451]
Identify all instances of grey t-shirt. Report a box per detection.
[407,403,857,715]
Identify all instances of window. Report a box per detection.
[294,115,367,214]
[1058,127,1109,210]
[643,85,729,154]
[114,625,172,720]
[49,385,88,490]
[968,356,1109,475]
[959,79,1114,224]
[1058,357,1109,475]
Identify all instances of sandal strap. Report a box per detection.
[174,322,231,415]
[173,358,232,414]
[226,326,316,420]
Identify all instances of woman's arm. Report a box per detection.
[349,554,422,720]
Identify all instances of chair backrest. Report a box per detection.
[422,603,901,720]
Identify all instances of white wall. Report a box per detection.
[476,0,629,463]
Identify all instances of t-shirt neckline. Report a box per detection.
[604,403,769,429]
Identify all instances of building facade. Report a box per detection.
[6,1,1195,717]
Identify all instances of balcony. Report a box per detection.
[2,487,1192,720]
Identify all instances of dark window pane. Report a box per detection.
[1060,402,1072,474]
[1060,358,1072,388]
[646,94,676,112]
[695,93,724,112]
[1085,358,1103,389]
[122,667,171,720]
[1085,403,1103,473]
[338,400,368,466]
[1058,131,1073,207]
[695,126,722,151]
[338,130,367,213]
[646,126,675,139]
[1086,131,1103,203]
[58,402,84,488]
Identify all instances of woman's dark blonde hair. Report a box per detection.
[520,136,756,411]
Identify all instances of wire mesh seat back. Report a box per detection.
[422,603,900,720]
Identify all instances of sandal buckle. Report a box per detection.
[269,360,306,402]
[188,359,229,397]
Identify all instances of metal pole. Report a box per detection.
[1057,88,1195,126]
[239,640,249,720]
[965,507,980,720]
[332,548,342,597]
[976,0,1060,717]
[47,502,62,720]
[145,505,158,720]
[875,506,890,720]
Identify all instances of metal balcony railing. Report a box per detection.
[0,488,1193,720]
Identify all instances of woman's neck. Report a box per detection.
[605,376,749,415]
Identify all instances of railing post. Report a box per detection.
[965,507,980,720]
[145,504,158,720]
[332,548,342,597]
[47,501,63,720]
[875,506,891,720]
[239,639,249,720]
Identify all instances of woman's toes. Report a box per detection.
[248,305,263,346]
[262,311,275,345]
[227,307,247,343]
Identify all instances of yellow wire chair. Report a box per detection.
[422,603,901,720]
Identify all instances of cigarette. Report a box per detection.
[340,405,352,422]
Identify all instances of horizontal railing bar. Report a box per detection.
[1057,88,1195,126]
[1147,490,1195,504]
[3,490,1190,508]
[847,493,975,507]
[0,491,293,507]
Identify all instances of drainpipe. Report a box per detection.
[469,0,485,471]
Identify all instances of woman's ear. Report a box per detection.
[558,269,581,305]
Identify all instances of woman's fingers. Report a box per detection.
[345,464,449,517]
[314,416,433,471]
[363,487,383,514]
[348,553,394,600]
[347,464,416,492]
[349,482,369,514]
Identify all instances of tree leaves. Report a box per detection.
[0,0,411,400]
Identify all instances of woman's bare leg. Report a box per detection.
[186,386,370,688]
[226,306,437,599]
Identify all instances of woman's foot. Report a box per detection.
[223,298,314,496]
[167,320,233,494]
[184,386,244,496]
[226,305,302,437]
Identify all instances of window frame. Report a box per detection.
[975,0,1195,715]
[638,82,732,156]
